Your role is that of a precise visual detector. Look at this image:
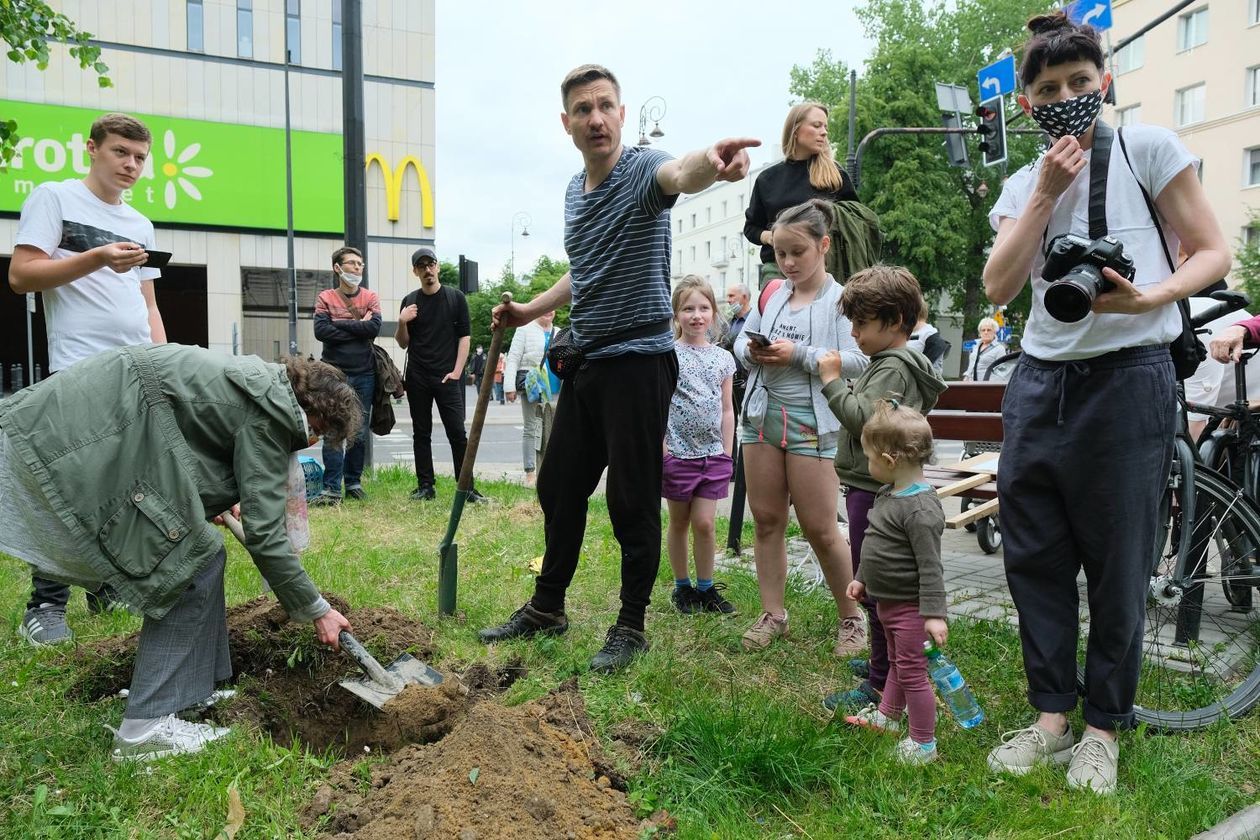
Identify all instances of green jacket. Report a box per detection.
[0,344,326,621]
[825,200,883,283]
[823,346,948,493]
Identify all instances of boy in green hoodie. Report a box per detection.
[818,265,948,713]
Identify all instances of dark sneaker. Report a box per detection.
[309,491,342,507]
[410,486,436,501]
[467,488,489,504]
[823,680,882,714]
[19,603,72,646]
[478,602,569,643]
[345,486,367,501]
[696,583,737,615]
[590,625,650,674]
[86,584,128,615]
[849,658,870,679]
[671,585,702,615]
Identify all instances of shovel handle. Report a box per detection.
[338,630,401,689]
[458,291,513,493]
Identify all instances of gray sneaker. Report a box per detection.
[986,723,1075,775]
[1066,732,1119,795]
[106,714,231,763]
[19,603,73,646]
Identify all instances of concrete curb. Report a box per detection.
[1193,804,1260,840]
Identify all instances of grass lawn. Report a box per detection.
[2,465,1257,838]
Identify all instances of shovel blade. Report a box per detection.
[338,653,445,709]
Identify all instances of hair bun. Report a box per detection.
[1027,10,1070,35]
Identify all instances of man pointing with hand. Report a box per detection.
[479,63,758,673]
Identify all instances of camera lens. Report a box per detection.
[1043,266,1105,323]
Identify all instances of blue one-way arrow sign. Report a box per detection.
[1068,0,1113,31]
[977,54,1017,99]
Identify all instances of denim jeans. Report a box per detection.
[323,370,374,495]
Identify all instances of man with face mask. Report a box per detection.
[311,246,382,505]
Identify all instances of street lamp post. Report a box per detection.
[510,211,531,281]
[637,96,667,146]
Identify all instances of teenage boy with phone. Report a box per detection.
[8,112,167,646]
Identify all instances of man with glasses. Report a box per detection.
[311,246,381,505]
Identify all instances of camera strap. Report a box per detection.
[1087,120,1114,241]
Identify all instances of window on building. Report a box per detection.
[1177,8,1208,51]
[241,267,327,314]
[236,0,253,58]
[1117,104,1142,127]
[187,0,204,52]
[1115,36,1144,74]
[1247,147,1260,187]
[720,271,727,288]
[1245,223,1260,249]
[677,219,682,233]
[706,241,711,258]
[1175,84,1206,126]
[1247,65,1260,109]
[286,0,302,64]
[691,213,696,229]
[675,249,682,267]
[689,245,695,263]
[721,199,728,217]
[332,0,343,71]
[706,207,711,224]
[1251,0,1260,26]
[720,235,727,257]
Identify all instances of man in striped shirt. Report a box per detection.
[479,64,758,673]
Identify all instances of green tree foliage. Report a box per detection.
[1236,212,1260,314]
[463,255,571,364]
[790,0,1046,337]
[1,0,112,167]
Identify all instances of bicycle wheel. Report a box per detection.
[1088,466,1260,731]
[1198,439,1256,611]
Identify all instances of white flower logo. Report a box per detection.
[158,129,213,209]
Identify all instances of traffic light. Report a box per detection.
[975,95,1007,168]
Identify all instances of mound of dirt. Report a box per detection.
[72,595,466,755]
[306,681,653,839]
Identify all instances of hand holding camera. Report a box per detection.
[1041,234,1138,322]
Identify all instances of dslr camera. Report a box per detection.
[1041,234,1136,323]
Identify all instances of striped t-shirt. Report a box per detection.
[564,145,676,359]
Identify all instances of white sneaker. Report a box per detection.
[105,714,231,763]
[186,689,237,713]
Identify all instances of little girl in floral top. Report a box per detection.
[663,276,737,615]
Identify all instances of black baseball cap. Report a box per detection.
[411,246,437,266]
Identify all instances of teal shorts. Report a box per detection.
[740,398,837,459]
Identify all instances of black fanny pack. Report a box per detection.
[547,319,670,381]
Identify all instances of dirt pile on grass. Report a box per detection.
[306,680,652,839]
[72,595,474,754]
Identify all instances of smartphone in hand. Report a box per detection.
[744,330,771,347]
[143,250,173,269]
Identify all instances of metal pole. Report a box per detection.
[851,125,1045,190]
[25,293,35,386]
[725,441,747,555]
[509,224,514,282]
[341,0,370,468]
[283,26,298,356]
[846,69,858,183]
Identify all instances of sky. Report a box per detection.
[433,1,874,283]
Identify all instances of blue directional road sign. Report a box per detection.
[1068,0,1113,32]
[977,54,1017,100]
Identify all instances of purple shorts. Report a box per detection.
[662,453,734,502]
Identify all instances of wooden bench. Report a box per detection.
[925,382,1005,530]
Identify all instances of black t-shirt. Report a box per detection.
[743,158,859,265]
[400,285,470,382]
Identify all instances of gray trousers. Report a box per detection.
[125,548,232,719]
[520,395,555,474]
[997,346,1174,731]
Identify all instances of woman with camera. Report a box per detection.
[981,13,1230,794]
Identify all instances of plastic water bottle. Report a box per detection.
[924,641,985,729]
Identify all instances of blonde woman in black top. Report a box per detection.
[744,102,859,288]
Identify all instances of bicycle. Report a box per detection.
[1091,290,1260,731]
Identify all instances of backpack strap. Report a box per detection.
[758,277,784,314]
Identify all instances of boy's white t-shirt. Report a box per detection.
[15,179,161,371]
[989,124,1197,361]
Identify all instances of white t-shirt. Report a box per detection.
[15,179,160,371]
[989,124,1196,361]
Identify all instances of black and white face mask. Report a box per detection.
[1029,89,1104,139]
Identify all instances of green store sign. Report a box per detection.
[0,99,345,233]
